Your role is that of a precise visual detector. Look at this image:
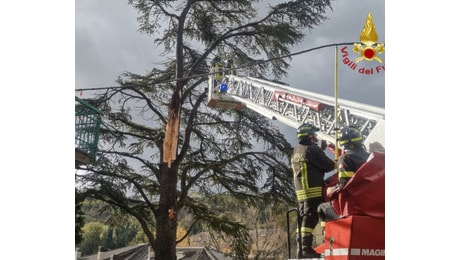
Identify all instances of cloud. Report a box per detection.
[279,0,385,107]
[76,0,160,89]
[76,0,384,108]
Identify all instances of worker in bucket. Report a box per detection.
[212,56,225,81]
[318,126,371,222]
[291,123,336,258]
[224,59,235,76]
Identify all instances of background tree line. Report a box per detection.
[76,191,298,258]
[75,1,333,258]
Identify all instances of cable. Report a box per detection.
[75,42,355,93]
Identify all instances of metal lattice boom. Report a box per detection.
[208,75,385,148]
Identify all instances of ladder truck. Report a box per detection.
[207,69,385,260]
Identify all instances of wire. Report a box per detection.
[75,42,355,92]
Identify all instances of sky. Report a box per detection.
[2,1,459,259]
[75,0,385,149]
[75,0,385,108]
[74,0,459,258]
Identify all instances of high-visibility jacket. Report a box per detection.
[337,146,370,187]
[214,62,225,80]
[291,143,335,202]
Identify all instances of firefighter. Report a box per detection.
[210,56,225,92]
[291,123,335,258]
[224,59,235,76]
[318,126,371,222]
[336,126,370,187]
[212,56,225,81]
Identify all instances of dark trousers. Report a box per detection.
[298,197,323,233]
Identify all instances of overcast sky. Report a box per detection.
[3,2,459,259]
[76,0,384,108]
[75,0,385,149]
[72,1,459,258]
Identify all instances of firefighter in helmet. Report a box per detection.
[212,56,225,81]
[336,126,370,187]
[291,123,335,258]
[317,126,371,222]
[225,59,235,76]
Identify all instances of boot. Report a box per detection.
[301,234,321,258]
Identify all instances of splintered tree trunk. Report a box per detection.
[156,12,186,259]
[163,91,181,167]
[155,164,178,260]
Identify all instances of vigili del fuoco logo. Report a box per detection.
[341,13,385,75]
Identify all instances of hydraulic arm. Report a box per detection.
[208,74,385,149]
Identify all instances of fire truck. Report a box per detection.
[207,67,385,260]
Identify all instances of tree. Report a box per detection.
[76,1,332,259]
[77,198,144,252]
[75,188,85,245]
[80,221,106,256]
[245,205,289,259]
[189,193,291,258]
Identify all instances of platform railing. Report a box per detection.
[75,96,101,163]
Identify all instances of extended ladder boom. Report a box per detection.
[208,74,385,149]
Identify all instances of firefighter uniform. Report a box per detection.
[317,126,371,223]
[338,146,370,187]
[291,123,335,258]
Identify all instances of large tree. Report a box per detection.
[76,1,332,259]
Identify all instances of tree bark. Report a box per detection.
[155,164,178,260]
[157,5,187,258]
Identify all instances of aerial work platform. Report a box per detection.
[207,74,385,150]
[288,152,385,260]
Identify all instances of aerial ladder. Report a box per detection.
[207,67,385,260]
[207,71,385,150]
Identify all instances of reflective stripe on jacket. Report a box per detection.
[214,63,225,80]
[338,147,370,187]
[291,144,335,201]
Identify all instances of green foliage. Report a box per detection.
[80,222,141,255]
[78,199,146,255]
[75,189,86,245]
[132,229,149,244]
[76,0,332,258]
[102,224,139,250]
[80,222,107,255]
